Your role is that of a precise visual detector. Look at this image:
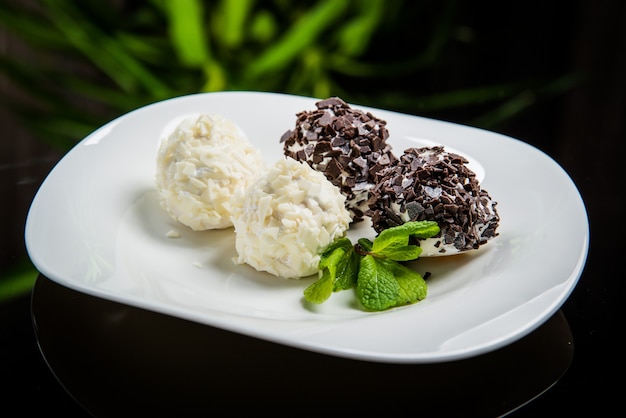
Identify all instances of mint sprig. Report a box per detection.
[304,221,440,311]
[303,238,358,304]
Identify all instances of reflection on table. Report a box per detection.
[32,275,574,416]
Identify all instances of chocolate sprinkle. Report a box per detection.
[366,146,500,253]
[280,97,396,222]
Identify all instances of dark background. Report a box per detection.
[1,1,622,415]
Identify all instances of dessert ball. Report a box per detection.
[366,146,500,256]
[280,97,396,222]
[156,113,264,231]
[230,157,352,279]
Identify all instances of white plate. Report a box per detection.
[25,91,588,363]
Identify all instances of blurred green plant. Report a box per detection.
[0,0,579,302]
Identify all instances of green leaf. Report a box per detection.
[201,61,227,92]
[114,32,172,64]
[379,245,423,262]
[356,255,399,312]
[391,262,428,307]
[244,0,349,78]
[0,7,68,48]
[303,268,334,305]
[371,221,439,259]
[333,248,360,291]
[378,220,440,243]
[357,237,373,252]
[0,258,38,302]
[41,0,172,98]
[304,222,438,311]
[319,237,353,269]
[249,10,277,43]
[164,0,210,66]
[304,239,352,304]
[337,0,385,57]
[217,0,254,48]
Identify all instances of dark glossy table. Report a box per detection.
[32,274,574,417]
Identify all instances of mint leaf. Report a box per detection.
[303,268,334,304]
[333,248,360,291]
[371,221,439,260]
[378,245,423,262]
[304,242,347,304]
[356,256,400,312]
[357,237,373,252]
[390,261,428,306]
[305,238,359,304]
[304,221,438,312]
[398,220,441,239]
[319,237,352,270]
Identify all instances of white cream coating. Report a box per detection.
[156,113,265,230]
[230,157,352,279]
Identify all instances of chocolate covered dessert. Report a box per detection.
[366,146,500,256]
[280,97,397,222]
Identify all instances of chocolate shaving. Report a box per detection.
[281,97,396,222]
[366,146,500,253]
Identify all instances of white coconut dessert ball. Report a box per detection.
[230,157,352,279]
[156,113,265,230]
